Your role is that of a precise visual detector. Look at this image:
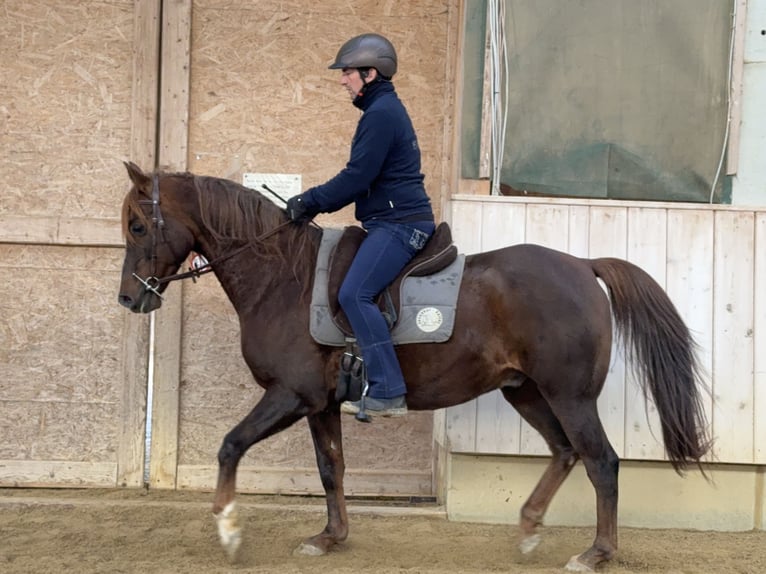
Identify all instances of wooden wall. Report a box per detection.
[0,0,459,494]
[447,195,766,465]
[151,0,459,496]
[0,0,156,487]
[8,0,761,501]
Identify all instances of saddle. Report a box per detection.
[327,221,458,336]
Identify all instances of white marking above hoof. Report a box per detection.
[565,554,595,572]
[519,533,541,554]
[215,502,242,562]
[293,542,326,556]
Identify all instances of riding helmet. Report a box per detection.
[328,33,398,78]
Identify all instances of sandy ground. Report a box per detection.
[0,488,763,574]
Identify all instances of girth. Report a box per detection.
[327,221,457,336]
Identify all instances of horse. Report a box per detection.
[117,161,711,572]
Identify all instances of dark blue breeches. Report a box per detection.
[338,219,434,399]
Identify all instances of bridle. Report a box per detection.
[131,173,293,300]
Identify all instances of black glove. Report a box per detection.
[286,194,312,222]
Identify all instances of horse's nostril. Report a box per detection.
[118,294,133,309]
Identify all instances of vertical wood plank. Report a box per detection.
[475,203,526,454]
[525,204,570,250]
[519,203,570,455]
[481,202,525,250]
[726,0,748,175]
[755,214,766,462]
[451,200,484,255]
[666,209,715,461]
[158,0,192,170]
[568,205,590,258]
[445,200,483,452]
[624,207,667,460]
[589,206,628,456]
[712,211,755,463]
[150,0,192,489]
[130,0,161,167]
[117,0,162,488]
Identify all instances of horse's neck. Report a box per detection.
[198,227,317,318]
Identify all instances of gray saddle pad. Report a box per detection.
[310,228,465,347]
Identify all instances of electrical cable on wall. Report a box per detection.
[709,0,739,203]
[487,0,509,196]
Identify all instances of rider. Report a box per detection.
[286,33,435,417]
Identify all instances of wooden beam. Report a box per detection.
[0,215,121,246]
[117,0,162,488]
[149,0,192,489]
[727,0,748,175]
[176,465,433,497]
[0,460,117,487]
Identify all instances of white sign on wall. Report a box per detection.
[242,173,302,206]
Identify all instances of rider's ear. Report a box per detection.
[124,161,151,190]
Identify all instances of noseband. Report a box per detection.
[132,174,166,299]
[132,173,293,300]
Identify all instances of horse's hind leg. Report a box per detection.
[548,397,619,572]
[502,383,579,555]
[212,386,310,561]
[294,406,349,556]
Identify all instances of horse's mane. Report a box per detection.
[193,173,287,252]
[123,170,320,294]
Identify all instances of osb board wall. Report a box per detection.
[170,0,458,495]
[0,1,152,487]
[186,0,454,225]
[0,0,460,494]
[0,245,131,486]
[0,1,135,220]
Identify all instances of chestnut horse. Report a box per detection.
[117,162,710,571]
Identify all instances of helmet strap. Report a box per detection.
[354,68,387,102]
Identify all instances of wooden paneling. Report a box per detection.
[448,195,766,465]
[624,208,667,460]
[712,211,755,463]
[153,0,460,496]
[666,210,715,460]
[147,0,192,490]
[119,0,162,489]
[474,203,524,455]
[0,0,153,488]
[755,214,766,462]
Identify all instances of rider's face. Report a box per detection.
[340,67,376,100]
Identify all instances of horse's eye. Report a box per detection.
[130,221,147,236]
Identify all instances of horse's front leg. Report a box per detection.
[211,386,310,561]
[294,405,348,556]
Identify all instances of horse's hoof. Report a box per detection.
[565,554,595,572]
[519,533,541,554]
[293,542,326,556]
[215,502,242,562]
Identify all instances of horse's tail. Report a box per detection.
[590,257,712,474]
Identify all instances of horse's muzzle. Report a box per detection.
[117,290,161,313]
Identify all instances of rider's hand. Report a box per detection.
[286,194,312,222]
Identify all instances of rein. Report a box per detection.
[132,174,294,299]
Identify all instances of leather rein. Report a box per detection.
[132,174,293,300]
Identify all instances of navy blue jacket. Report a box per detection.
[302,81,433,224]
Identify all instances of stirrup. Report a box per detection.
[336,338,364,403]
[355,380,372,423]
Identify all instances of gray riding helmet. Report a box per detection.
[328,33,398,78]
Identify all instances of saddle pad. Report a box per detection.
[310,228,466,347]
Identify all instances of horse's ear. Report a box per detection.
[124,161,151,188]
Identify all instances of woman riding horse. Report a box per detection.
[286,33,435,419]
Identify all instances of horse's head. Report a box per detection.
[117,161,196,313]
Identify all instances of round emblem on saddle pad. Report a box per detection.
[416,307,443,333]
